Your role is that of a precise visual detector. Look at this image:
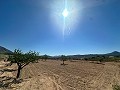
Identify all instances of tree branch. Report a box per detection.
[21,62,30,69]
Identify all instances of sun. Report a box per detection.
[51,0,80,37]
[62,8,68,17]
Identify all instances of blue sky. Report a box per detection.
[0,0,120,55]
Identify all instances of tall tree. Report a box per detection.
[8,49,39,78]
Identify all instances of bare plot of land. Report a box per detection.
[21,60,120,90]
[0,60,120,90]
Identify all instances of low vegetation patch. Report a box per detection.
[113,84,120,90]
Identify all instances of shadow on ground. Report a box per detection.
[60,64,68,66]
[0,76,23,89]
[0,68,22,89]
[0,68,17,75]
[2,69,17,72]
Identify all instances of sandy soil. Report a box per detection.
[0,60,120,90]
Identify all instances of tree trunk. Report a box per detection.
[16,65,21,78]
[63,60,64,65]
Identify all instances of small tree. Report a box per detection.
[67,56,71,61]
[8,49,39,78]
[96,56,105,63]
[61,55,67,65]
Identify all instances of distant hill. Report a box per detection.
[0,46,13,54]
[68,51,120,59]
[52,51,120,59]
[106,51,120,56]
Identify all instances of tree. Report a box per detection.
[67,56,71,61]
[61,55,67,65]
[8,49,39,78]
[96,56,105,63]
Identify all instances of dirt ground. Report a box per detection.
[0,60,120,90]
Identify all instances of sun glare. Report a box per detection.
[62,9,68,17]
[51,0,81,37]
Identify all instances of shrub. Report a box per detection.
[113,84,120,90]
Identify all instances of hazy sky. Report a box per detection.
[0,0,120,55]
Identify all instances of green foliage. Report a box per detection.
[61,55,67,65]
[8,49,39,64]
[0,54,8,60]
[113,84,120,90]
[61,55,67,61]
[7,49,39,78]
[67,56,71,60]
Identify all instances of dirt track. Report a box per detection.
[1,60,120,90]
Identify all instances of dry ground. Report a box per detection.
[0,60,120,90]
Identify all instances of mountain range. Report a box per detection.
[0,46,120,58]
[0,46,13,54]
[66,51,120,59]
[53,51,120,59]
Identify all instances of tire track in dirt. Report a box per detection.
[22,63,64,90]
[21,61,120,90]
[31,63,64,90]
[89,63,120,90]
[31,62,90,90]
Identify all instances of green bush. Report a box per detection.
[113,84,120,90]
